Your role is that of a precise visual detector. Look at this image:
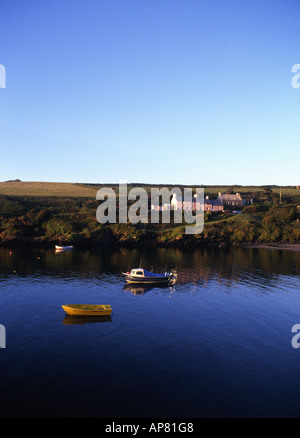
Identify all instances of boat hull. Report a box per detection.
[124,275,172,284]
[62,304,112,316]
[55,245,73,251]
[122,268,176,285]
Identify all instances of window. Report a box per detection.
[135,271,143,276]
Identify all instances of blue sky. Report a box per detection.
[0,0,299,186]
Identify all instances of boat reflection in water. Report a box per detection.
[123,283,176,295]
[55,249,74,255]
[62,315,112,325]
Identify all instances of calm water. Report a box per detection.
[0,246,300,418]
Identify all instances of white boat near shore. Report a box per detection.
[55,245,74,251]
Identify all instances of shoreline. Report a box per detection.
[241,243,300,252]
[1,237,300,252]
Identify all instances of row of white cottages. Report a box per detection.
[151,192,244,212]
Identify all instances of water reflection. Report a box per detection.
[0,247,299,290]
[55,249,74,255]
[123,284,175,295]
[62,315,112,325]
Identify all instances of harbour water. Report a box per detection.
[0,246,300,418]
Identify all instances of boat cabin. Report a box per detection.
[130,269,145,277]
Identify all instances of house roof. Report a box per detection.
[218,193,242,200]
[211,199,223,206]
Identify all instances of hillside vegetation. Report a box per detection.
[0,181,299,248]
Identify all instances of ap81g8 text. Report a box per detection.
[147,423,194,433]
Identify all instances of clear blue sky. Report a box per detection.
[0,0,299,186]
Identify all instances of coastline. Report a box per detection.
[1,236,300,252]
[241,243,300,252]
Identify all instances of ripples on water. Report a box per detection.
[0,246,300,418]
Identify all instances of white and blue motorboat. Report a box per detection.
[122,268,175,285]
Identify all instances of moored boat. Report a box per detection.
[62,304,112,316]
[122,268,175,284]
[55,245,74,251]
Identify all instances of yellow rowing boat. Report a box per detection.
[62,304,112,316]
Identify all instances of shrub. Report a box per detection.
[263,206,296,225]
[35,208,52,224]
[44,218,74,238]
[0,197,23,216]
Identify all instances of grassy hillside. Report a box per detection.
[1,180,299,198]
[0,181,98,198]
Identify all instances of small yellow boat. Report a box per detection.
[62,304,112,317]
